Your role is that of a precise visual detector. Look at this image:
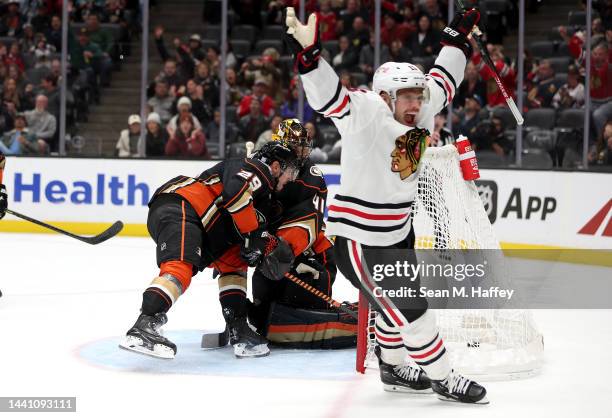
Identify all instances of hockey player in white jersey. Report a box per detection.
[284,7,488,404]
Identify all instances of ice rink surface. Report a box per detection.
[1,233,611,418]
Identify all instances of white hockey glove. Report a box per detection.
[284,7,321,74]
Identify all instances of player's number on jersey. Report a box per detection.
[237,170,262,192]
[312,194,325,214]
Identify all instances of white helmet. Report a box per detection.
[373,62,430,108]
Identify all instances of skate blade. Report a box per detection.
[436,394,489,405]
[383,384,433,394]
[233,343,270,358]
[119,336,175,359]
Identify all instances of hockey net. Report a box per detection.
[356,145,544,380]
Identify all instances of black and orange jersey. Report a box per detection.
[151,157,277,238]
[0,151,5,184]
[274,158,329,256]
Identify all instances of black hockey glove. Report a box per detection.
[259,237,294,281]
[290,253,326,281]
[283,7,321,74]
[241,230,279,267]
[0,184,7,220]
[440,8,481,59]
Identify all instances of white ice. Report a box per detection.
[0,233,611,418]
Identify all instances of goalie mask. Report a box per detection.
[272,118,313,166]
[373,62,430,111]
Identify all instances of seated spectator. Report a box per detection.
[360,30,390,79]
[381,12,413,47]
[347,16,369,53]
[455,93,484,138]
[116,114,142,157]
[304,121,330,163]
[205,109,221,144]
[471,116,511,157]
[19,23,36,52]
[181,79,212,126]
[45,15,63,52]
[454,61,487,109]
[552,66,585,109]
[86,14,115,69]
[588,120,612,166]
[31,34,57,69]
[5,41,25,73]
[280,80,315,123]
[255,115,283,150]
[388,39,412,63]
[147,79,174,124]
[31,4,51,34]
[471,40,516,108]
[406,14,440,57]
[0,114,42,155]
[144,112,168,157]
[0,1,24,37]
[165,114,209,158]
[39,74,60,119]
[332,35,359,72]
[430,112,454,147]
[527,59,563,108]
[237,78,276,118]
[225,68,245,107]
[69,28,105,102]
[338,0,367,36]
[421,0,446,31]
[167,96,202,137]
[238,98,268,142]
[3,77,32,112]
[24,95,57,151]
[194,61,219,109]
[319,0,338,41]
[204,45,221,75]
[155,58,185,94]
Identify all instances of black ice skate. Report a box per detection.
[431,370,489,404]
[119,313,177,359]
[376,347,432,393]
[224,308,269,358]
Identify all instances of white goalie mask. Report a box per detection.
[373,62,430,111]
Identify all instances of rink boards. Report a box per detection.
[0,156,610,253]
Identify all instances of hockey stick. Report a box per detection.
[5,209,124,245]
[201,271,358,349]
[456,0,524,125]
[284,272,358,320]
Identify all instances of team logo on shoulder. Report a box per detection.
[390,128,429,180]
[309,165,323,177]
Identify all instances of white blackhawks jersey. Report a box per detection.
[301,46,467,246]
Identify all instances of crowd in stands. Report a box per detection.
[0,0,139,156]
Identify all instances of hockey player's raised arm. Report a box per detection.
[425,9,481,115]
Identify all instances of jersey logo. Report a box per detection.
[390,128,429,180]
[309,165,323,177]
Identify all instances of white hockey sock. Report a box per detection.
[375,315,407,365]
[401,310,451,380]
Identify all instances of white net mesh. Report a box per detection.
[361,145,544,380]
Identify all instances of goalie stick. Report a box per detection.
[201,272,358,348]
[5,209,124,245]
[456,0,524,125]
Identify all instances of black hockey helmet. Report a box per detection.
[253,141,300,173]
[272,118,313,165]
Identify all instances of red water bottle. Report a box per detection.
[455,135,480,180]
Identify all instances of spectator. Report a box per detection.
[421,0,446,31]
[194,61,220,109]
[454,61,488,109]
[167,96,202,137]
[472,40,516,108]
[381,13,413,47]
[31,4,51,34]
[238,98,268,141]
[225,68,245,107]
[24,95,57,150]
[19,23,36,52]
[339,70,357,88]
[406,14,440,57]
[147,79,174,124]
[205,109,221,144]
[552,66,585,109]
[4,42,25,73]
[45,15,63,52]
[84,14,114,85]
[39,74,60,119]
[455,93,484,138]
[31,34,57,69]
[588,120,612,165]
[304,121,330,163]
[145,112,169,157]
[0,1,24,37]
[319,0,338,41]
[280,79,315,122]
[430,112,454,147]
[360,30,390,78]
[388,39,412,63]
[332,35,359,72]
[165,114,209,158]
[237,78,276,118]
[205,45,221,76]
[116,114,142,157]
[338,0,367,36]
[69,28,104,102]
[527,59,563,108]
[0,114,40,155]
[347,16,370,53]
[155,58,184,93]
[182,78,212,126]
[255,115,283,150]
[3,78,22,111]
[471,116,511,157]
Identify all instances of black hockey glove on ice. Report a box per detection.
[241,230,279,267]
[283,7,321,74]
[0,184,7,220]
[259,237,294,281]
[440,8,481,59]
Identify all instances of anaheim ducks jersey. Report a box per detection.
[151,158,278,257]
[300,46,466,245]
[0,151,5,184]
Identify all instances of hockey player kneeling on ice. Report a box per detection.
[119,141,300,359]
[285,6,488,403]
